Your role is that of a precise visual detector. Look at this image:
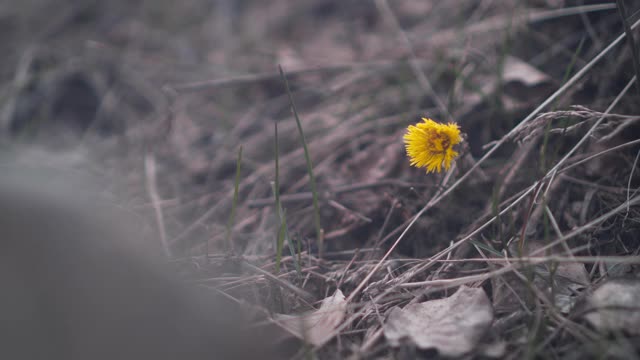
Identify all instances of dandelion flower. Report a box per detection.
[403,118,462,173]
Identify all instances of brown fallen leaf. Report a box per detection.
[551,262,591,314]
[383,285,493,357]
[272,290,347,346]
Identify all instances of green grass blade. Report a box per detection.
[271,183,301,275]
[280,209,300,275]
[274,121,282,270]
[273,121,301,274]
[469,239,503,257]
[278,65,323,258]
[276,217,285,271]
[224,146,243,253]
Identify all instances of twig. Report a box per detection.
[327,200,372,223]
[242,261,314,302]
[144,154,171,258]
[166,60,420,93]
[248,179,430,208]
[561,138,640,173]
[560,174,626,194]
[616,0,640,94]
[533,194,640,256]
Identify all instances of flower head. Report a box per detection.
[403,118,462,173]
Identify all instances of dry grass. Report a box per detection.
[2,0,640,358]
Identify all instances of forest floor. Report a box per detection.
[2,1,640,358]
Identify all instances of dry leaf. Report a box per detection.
[545,262,590,314]
[273,290,346,346]
[585,278,640,335]
[554,262,591,286]
[383,286,493,357]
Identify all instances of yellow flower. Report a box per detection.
[403,118,462,173]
